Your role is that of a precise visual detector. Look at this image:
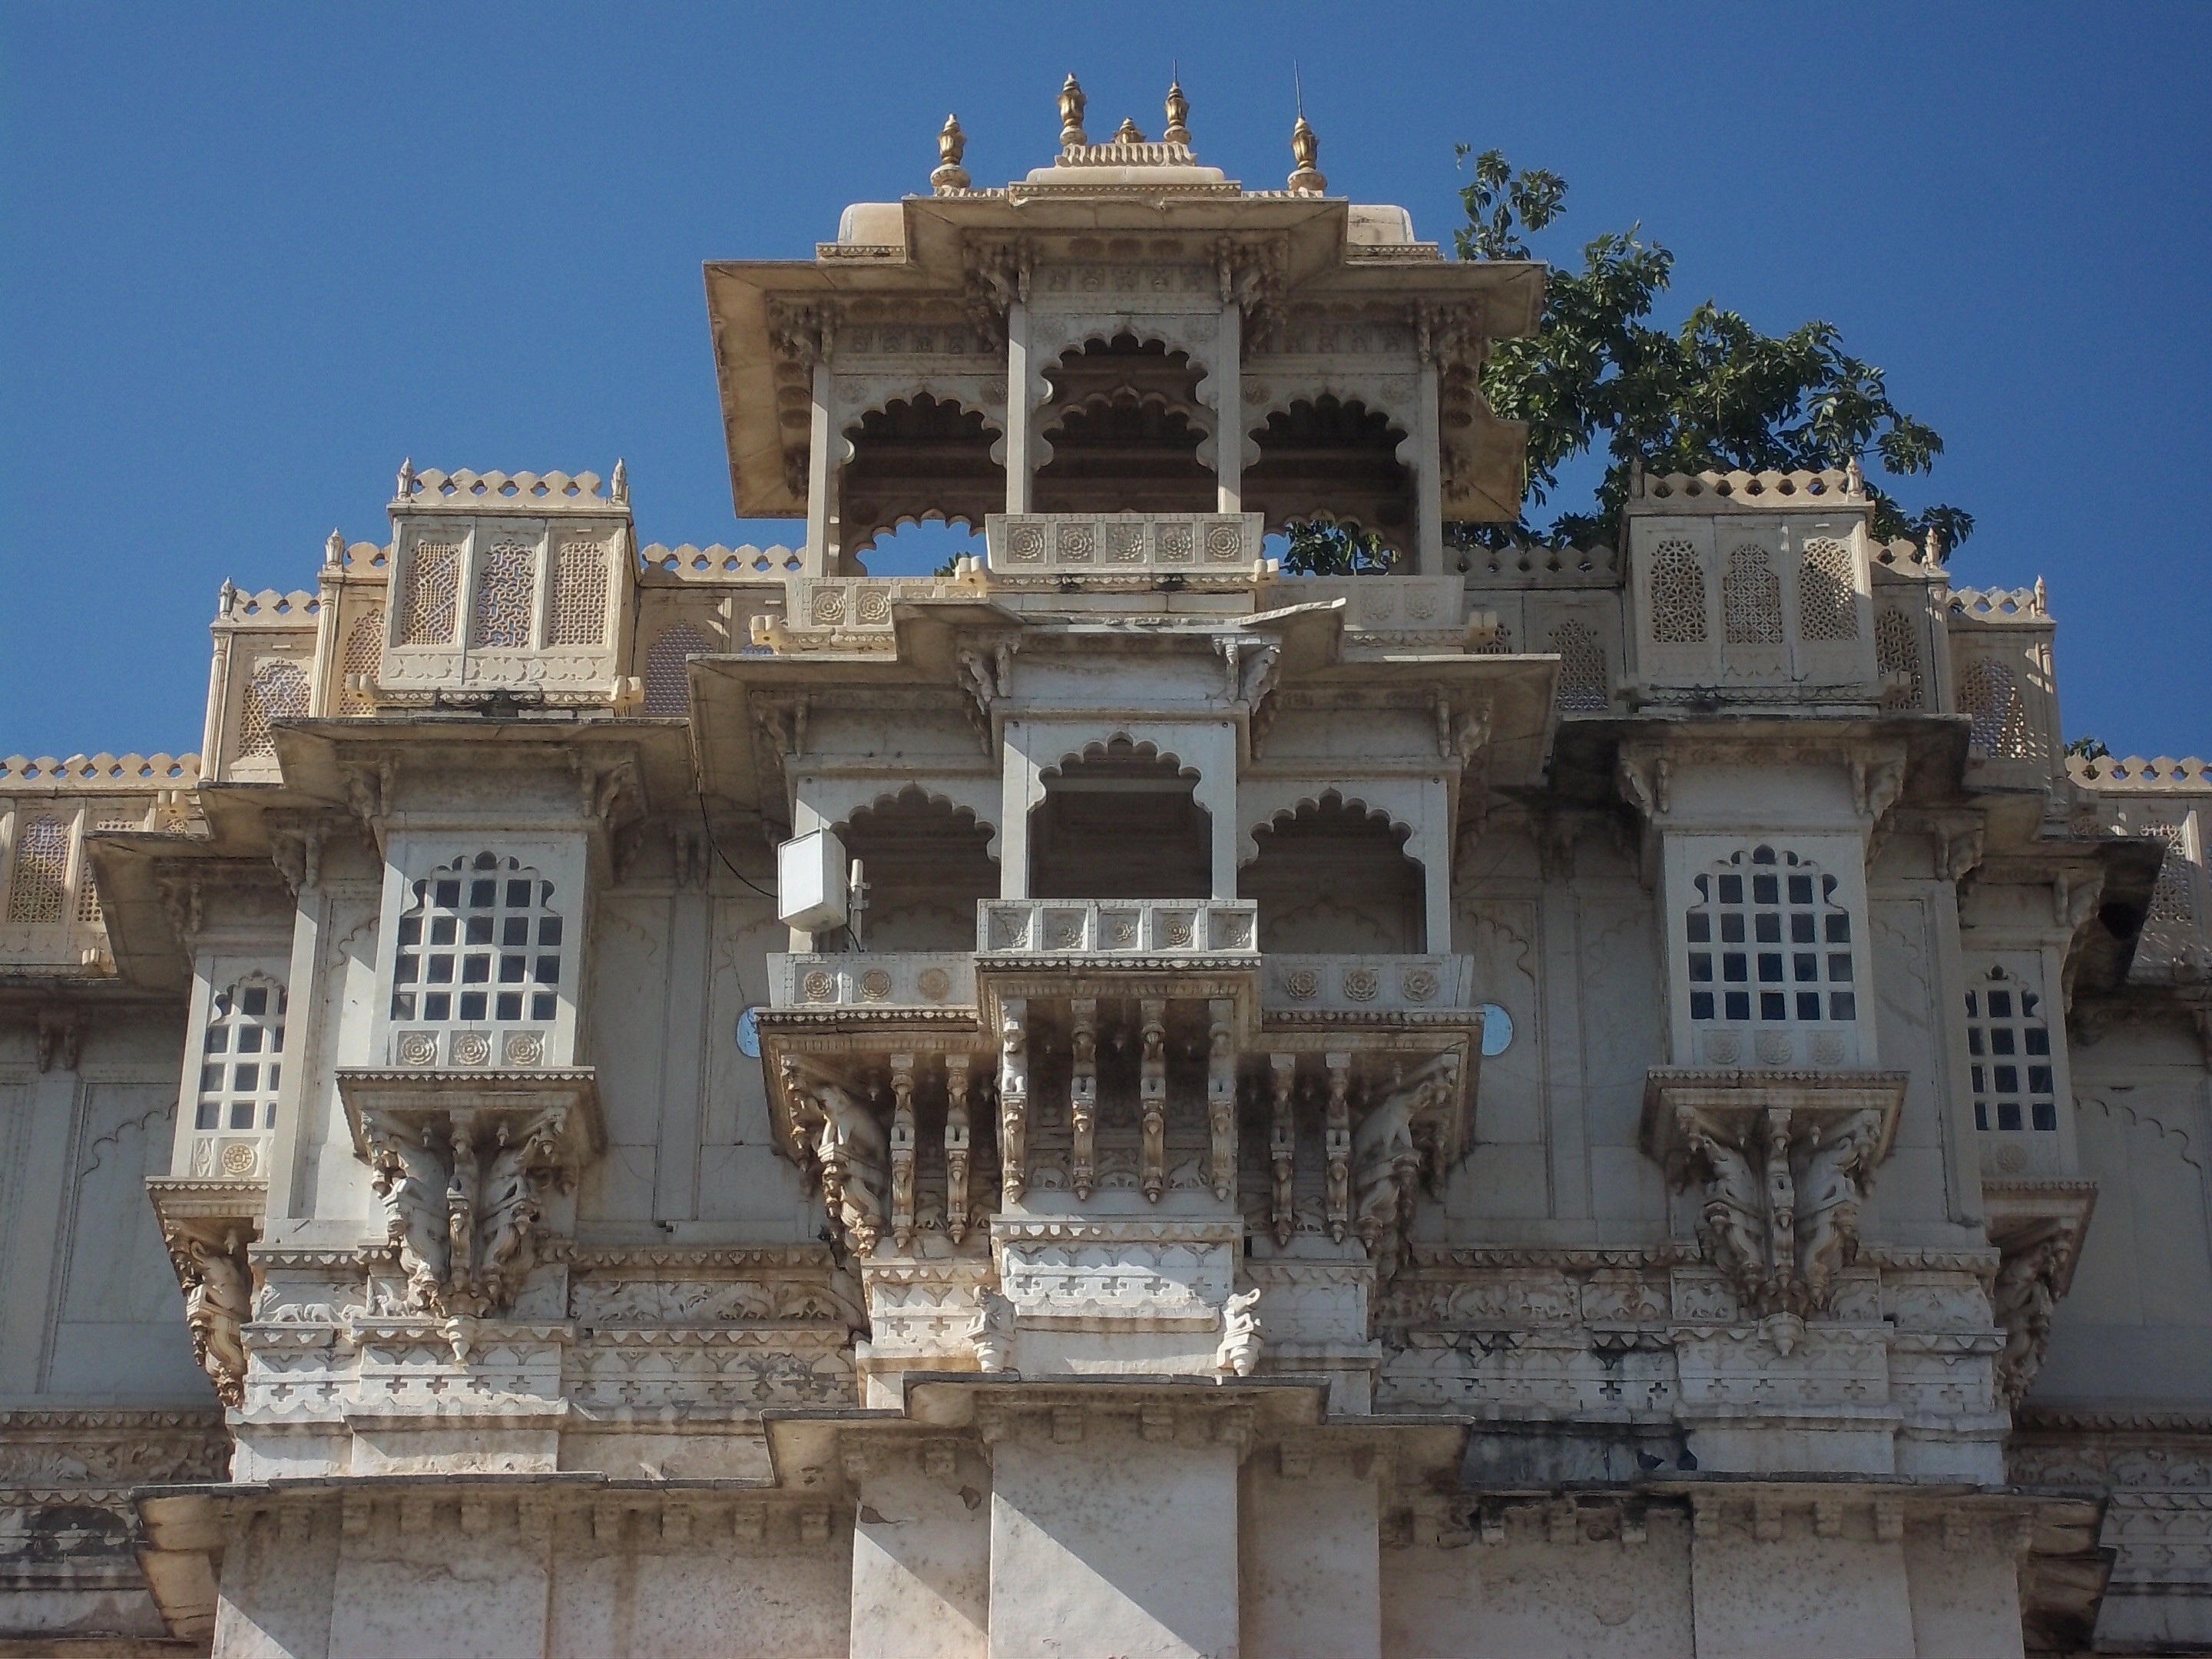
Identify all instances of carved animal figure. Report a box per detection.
[1215,1288,1265,1378]
[371,1130,452,1313]
[812,1081,889,1254]
[1794,1109,1885,1311]
[1351,1059,1452,1271]
[472,1123,551,1311]
[1992,1231,2064,1406]
[965,1289,1016,1373]
[1686,1124,1767,1307]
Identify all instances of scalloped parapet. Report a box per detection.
[0,752,201,787]
[1949,584,2049,623]
[1871,537,1946,580]
[637,543,805,581]
[1462,542,1618,589]
[1628,466,1865,510]
[326,541,392,575]
[216,588,321,625]
[2068,754,2211,791]
[396,468,620,509]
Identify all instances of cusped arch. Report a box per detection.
[1242,395,1419,554]
[1031,327,1223,484]
[838,391,1007,553]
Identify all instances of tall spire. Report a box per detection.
[1058,74,1088,148]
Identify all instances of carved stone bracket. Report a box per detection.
[147,1177,268,1407]
[1982,1177,2098,1409]
[1641,1068,1907,1339]
[337,1070,601,1319]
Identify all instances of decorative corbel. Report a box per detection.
[343,756,397,857]
[158,1217,258,1407]
[156,874,205,955]
[35,1007,81,1074]
[267,814,339,899]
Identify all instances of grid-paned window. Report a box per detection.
[1966,967,2056,1132]
[390,853,563,1025]
[1685,844,1857,1026]
[197,977,287,1131]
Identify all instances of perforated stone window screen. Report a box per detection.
[5,815,69,922]
[547,539,609,646]
[197,976,287,1131]
[1723,545,1784,644]
[391,853,563,1027]
[1797,538,1859,641]
[472,541,538,648]
[1649,540,1707,644]
[644,624,709,717]
[1965,966,2055,1131]
[1876,608,1926,711]
[1548,620,1608,711]
[1958,658,2032,758]
[2147,823,2196,926]
[1685,845,1857,1027]
[237,660,310,758]
[339,608,385,714]
[399,545,461,645]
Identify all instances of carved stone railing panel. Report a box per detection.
[1263,954,1472,1013]
[978,898,1257,957]
[1277,575,1471,637]
[769,951,978,1010]
[985,512,1266,586]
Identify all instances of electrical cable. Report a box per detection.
[694,786,864,951]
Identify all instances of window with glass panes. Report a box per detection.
[390,853,562,1026]
[1684,845,1857,1027]
[196,976,287,1131]
[1965,966,2056,1132]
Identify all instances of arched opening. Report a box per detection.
[839,394,1003,556]
[841,790,998,952]
[1243,398,1416,560]
[1035,335,1215,515]
[1242,795,1424,952]
[1031,739,1210,900]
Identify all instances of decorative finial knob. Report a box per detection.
[1164,80,1190,147]
[1112,117,1144,145]
[1059,74,1088,148]
[1287,114,1326,194]
[611,458,628,503]
[326,528,346,566]
[396,457,416,499]
[932,114,971,193]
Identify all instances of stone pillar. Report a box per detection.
[1415,354,1445,577]
[806,359,840,577]
[1004,302,1034,515]
[849,1444,992,1659]
[264,882,328,1218]
[1215,300,1243,514]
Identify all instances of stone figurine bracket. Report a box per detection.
[1981,1176,2098,1408]
[336,1068,601,1320]
[1640,1068,1907,1349]
[147,1176,268,1407]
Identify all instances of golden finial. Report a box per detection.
[1059,73,1088,147]
[932,113,970,194]
[1288,67,1326,194]
[1164,78,1190,147]
[1112,117,1144,145]
[1288,114,1326,194]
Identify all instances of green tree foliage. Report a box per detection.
[1280,150,1972,571]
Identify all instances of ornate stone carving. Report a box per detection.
[1351,1054,1460,1277]
[967,1290,1015,1373]
[1984,1177,2098,1409]
[1641,1070,1906,1338]
[1214,1288,1264,1378]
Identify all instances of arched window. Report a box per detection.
[1649,540,1707,644]
[391,853,563,1031]
[1723,545,1784,644]
[1964,965,2055,1132]
[1684,845,1856,1028]
[6,815,69,923]
[644,625,710,717]
[197,975,288,1132]
[238,661,310,758]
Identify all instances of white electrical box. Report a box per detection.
[777,829,849,932]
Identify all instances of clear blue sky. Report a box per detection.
[3,2,2207,759]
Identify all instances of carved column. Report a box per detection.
[1140,998,1167,1201]
[1413,330,1445,576]
[1269,1053,1296,1247]
[945,1055,972,1244]
[1070,998,1098,1200]
[1215,299,1243,512]
[1005,300,1035,512]
[889,1053,917,1252]
[998,998,1029,1202]
[1207,998,1237,1201]
[1324,1052,1353,1243]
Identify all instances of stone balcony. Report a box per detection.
[977,897,1257,957]
[982,512,1267,588]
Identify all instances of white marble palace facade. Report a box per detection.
[3,81,2210,1659]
